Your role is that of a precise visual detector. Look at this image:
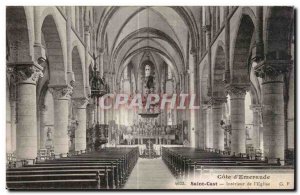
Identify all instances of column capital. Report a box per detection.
[7,62,44,84]
[254,60,291,83]
[49,84,73,100]
[226,85,249,99]
[208,97,227,106]
[73,97,89,109]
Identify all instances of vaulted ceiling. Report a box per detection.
[94,6,201,81]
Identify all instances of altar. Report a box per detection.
[109,144,184,156]
[104,63,186,155]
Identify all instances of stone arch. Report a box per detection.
[6,6,31,63]
[241,7,256,25]
[112,27,185,71]
[231,14,255,84]
[212,45,226,98]
[109,7,185,56]
[41,15,66,85]
[97,6,199,53]
[116,47,179,85]
[71,46,85,98]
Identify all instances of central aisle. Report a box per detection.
[123,157,176,189]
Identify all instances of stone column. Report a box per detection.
[259,125,264,156]
[75,7,80,31]
[66,7,75,85]
[84,25,90,50]
[199,8,203,54]
[204,25,212,96]
[6,91,12,154]
[223,7,230,85]
[10,87,17,153]
[205,105,213,149]
[73,98,89,151]
[250,104,262,150]
[255,61,289,164]
[204,25,211,50]
[39,105,47,149]
[189,50,198,148]
[98,48,104,77]
[8,63,43,160]
[84,25,91,99]
[210,98,226,151]
[255,7,264,61]
[226,85,248,155]
[11,102,17,153]
[198,111,205,149]
[202,104,208,149]
[87,103,95,128]
[49,85,73,155]
[33,7,46,62]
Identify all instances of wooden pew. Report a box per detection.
[161,147,287,179]
[7,163,116,189]
[7,180,100,189]
[7,147,139,190]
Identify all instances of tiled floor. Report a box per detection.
[123,157,176,189]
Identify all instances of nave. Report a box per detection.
[7,146,294,189]
[6,6,295,190]
[124,158,175,189]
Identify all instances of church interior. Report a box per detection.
[6,6,295,189]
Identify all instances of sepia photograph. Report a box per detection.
[5,4,295,190]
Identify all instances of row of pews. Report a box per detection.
[7,147,139,190]
[162,147,293,180]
